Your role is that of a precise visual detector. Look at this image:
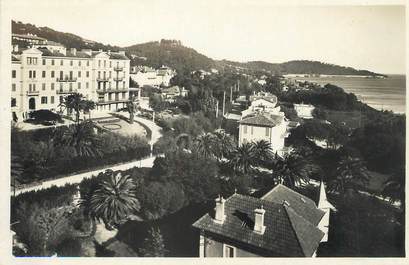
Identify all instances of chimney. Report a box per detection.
[214,195,226,224]
[254,205,266,234]
[70,48,77,56]
[13,45,19,52]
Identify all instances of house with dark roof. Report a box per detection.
[192,183,333,257]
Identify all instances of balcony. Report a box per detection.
[57,77,77,82]
[26,90,39,96]
[97,98,129,105]
[113,76,124,82]
[114,66,124,71]
[97,77,109,82]
[57,89,77,94]
[97,88,129,93]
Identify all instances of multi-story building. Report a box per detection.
[238,92,289,155]
[294,103,315,119]
[192,183,334,257]
[11,45,130,121]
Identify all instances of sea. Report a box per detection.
[288,75,406,114]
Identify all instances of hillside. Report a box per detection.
[12,20,384,76]
[124,40,216,72]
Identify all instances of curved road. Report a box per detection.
[14,114,163,196]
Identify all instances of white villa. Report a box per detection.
[238,92,290,156]
[130,65,175,87]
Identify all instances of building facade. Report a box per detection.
[294,103,315,119]
[11,46,130,121]
[130,65,175,87]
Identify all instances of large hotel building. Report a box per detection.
[11,42,131,121]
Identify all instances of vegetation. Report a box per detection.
[28,109,63,125]
[139,227,166,257]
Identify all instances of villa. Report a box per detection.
[192,182,334,257]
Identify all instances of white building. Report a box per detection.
[130,65,175,87]
[238,92,289,155]
[294,103,315,119]
[11,45,130,121]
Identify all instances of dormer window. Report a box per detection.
[223,244,236,257]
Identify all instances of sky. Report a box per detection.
[4,0,406,74]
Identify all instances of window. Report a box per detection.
[79,61,81,66]
[86,61,89,66]
[70,60,73,66]
[11,98,16,107]
[51,71,55,78]
[42,71,46,78]
[86,82,89,89]
[12,84,16,92]
[60,83,63,90]
[29,84,32,91]
[104,60,106,67]
[98,60,101,67]
[27,58,31,65]
[60,71,63,79]
[109,61,112,68]
[28,71,32,78]
[69,71,73,79]
[51,96,54,104]
[109,71,112,78]
[51,83,55,90]
[12,70,16,78]
[251,126,253,135]
[78,71,81,78]
[98,71,101,79]
[60,60,63,66]
[223,244,235,258]
[33,84,36,90]
[41,96,47,104]
[51,59,55,65]
[42,59,46,65]
[122,92,126,99]
[42,83,46,90]
[78,83,81,89]
[122,81,125,88]
[265,127,270,137]
[86,71,89,78]
[33,58,37,65]
[33,71,36,78]
[243,125,247,134]
[59,96,63,103]
[69,83,73,90]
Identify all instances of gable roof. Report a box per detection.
[261,184,325,226]
[239,114,282,127]
[192,193,324,257]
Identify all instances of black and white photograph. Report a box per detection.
[1,0,406,261]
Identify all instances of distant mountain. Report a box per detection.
[11,20,384,77]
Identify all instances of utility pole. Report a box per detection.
[222,91,226,117]
[230,86,233,103]
[216,100,219,118]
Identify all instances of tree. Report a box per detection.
[328,156,371,199]
[212,129,235,160]
[59,93,95,125]
[271,152,315,188]
[126,94,138,124]
[11,154,24,196]
[252,140,274,166]
[382,164,405,207]
[89,172,141,228]
[193,132,216,158]
[139,227,166,257]
[228,143,256,174]
[54,121,102,158]
[29,109,62,124]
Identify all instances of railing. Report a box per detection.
[26,90,39,96]
[97,88,129,93]
[56,77,77,82]
[57,89,77,94]
[114,66,124,71]
[96,77,109,82]
[97,98,129,104]
[113,76,124,82]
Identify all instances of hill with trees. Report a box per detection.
[12,20,384,76]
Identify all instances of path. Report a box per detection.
[15,155,161,196]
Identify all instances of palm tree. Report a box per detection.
[271,152,313,188]
[252,140,274,166]
[59,93,95,125]
[127,94,138,124]
[83,100,96,120]
[193,132,216,158]
[228,143,256,174]
[213,129,235,160]
[53,121,102,158]
[328,156,371,199]
[89,172,141,228]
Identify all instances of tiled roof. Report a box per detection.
[261,184,325,226]
[12,33,47,41]
[239,114,282,127]
[192,193,324,257]
[12,55,20,62]
[37,47,91,58]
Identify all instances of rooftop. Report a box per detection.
[239,113,283,127]
[192,185,325,257]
